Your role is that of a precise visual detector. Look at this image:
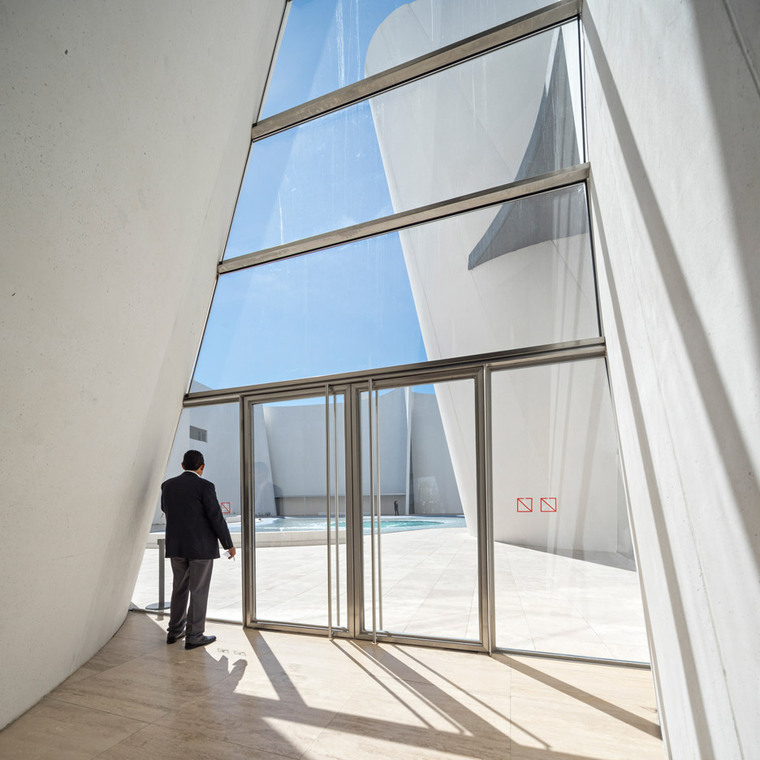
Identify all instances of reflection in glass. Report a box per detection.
[252,395,346,628]
[228,23,582,256]
[262,0,556,118]
[360,381,478,641]
[196,184,596,390]
[490,359,649,661]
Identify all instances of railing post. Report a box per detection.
[146,537,171,610]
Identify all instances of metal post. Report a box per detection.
[146,537,171,610]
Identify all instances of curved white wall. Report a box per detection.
[584,0,760,756]
[367,6,612,552]
[0,0,284,728]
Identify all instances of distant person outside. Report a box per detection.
[161,449,236,649]
[394,499,399,516]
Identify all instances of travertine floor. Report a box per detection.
[133,527,649,662]
[0,612,664,759]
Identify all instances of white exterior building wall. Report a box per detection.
[367,7,618,554]
[152,401,242,529]
[583,1,760,756]
[246,390,462,517]
[0,0,284,729]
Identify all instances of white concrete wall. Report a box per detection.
[368,7,611,550]
[248,390,462,516]
[152,401,242,528]
[583,1,760,756]
[0,0,284,729]
[491,358,625,556]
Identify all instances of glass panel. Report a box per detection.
[361,380,479,641]
[262,0,557,118]
[252,395,346,628]
[133,404,242,622]
[229,23,582,256]
[490,359,649,661]
[195,234,424,389]
[195,184,597,390]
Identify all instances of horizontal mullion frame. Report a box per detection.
[252,0,581,142]
[218,163,590,275]
[183,338,605,405]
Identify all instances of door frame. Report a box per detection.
[239,363,491,652]
[347,365,489,651]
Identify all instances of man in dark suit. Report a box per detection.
[161,449,236,649]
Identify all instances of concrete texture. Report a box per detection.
[584,0,760,756]
[0,0,285,728]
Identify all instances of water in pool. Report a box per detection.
[229,516,464,534]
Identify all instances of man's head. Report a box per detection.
[182,450,205,472]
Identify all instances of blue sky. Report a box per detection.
[193,0,427,390]
[195,232,426,388]
[261,0,411,117]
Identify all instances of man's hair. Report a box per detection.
[182,450,205,471]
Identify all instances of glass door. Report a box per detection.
[246,389,347,633]
[359,376,482,644]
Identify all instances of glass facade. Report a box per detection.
[261,0,558,118]
[490,359,646,660]
[228,23,582,257]
[141,0,648,664]
[198,184,596,389]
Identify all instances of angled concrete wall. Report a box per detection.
[584,1,760,756]
[0,0,284,728]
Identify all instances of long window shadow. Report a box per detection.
[224,630,511,757]
[501,655,660,739]
[337,640,549,749]
[201,627,659,759]
[90,616,660,760]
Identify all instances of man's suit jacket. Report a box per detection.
[161,471,234,560]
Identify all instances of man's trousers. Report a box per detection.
[167,557,213,643]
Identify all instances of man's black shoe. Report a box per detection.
[166,632,185,644]
[185,635,216,650]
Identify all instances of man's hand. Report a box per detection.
[227,546,237,559]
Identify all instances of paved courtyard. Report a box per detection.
[132,527,650,663]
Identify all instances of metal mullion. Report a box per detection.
[218,165,589,274]
[368,379,377,643]
[483,368,495,654]
[585,178,605,342]
[325,384,333,638]
[184,338,605,405]
[375,387,383,632]
[333,392,341,628]
[484,343,605,372]
[472,367,490,653]
[242,399,255,626]
[252,0,581,141]
[346,383,362,639]
[183,392,243,407]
